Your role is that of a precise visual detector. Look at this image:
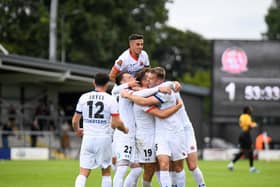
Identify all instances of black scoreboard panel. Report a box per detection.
[212,40,280,123]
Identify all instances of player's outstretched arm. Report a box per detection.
[147,99,183,119]
[121,89,159,106]
[160,81,182,92]
[109,67,119,82]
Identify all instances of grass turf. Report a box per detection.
[0,160,280,187]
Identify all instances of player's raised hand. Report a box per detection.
[173,81,182,92]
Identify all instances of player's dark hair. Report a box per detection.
[243,106,252,115]
[128,33,144,41]
[135,68,150,85]
[115,71,129,86]
[149,67,166,80]
[94,73,109,86]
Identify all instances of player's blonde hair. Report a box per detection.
[149,67,166,81]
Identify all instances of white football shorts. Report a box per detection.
[184,126,197,154]
[136,134,156,163]
[80,135,112,169]
[114,137,136,163]
[155,132,187,161]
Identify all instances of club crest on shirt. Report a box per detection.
[221,47,248,74]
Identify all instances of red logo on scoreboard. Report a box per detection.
[221,47,248,74]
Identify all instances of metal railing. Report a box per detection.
[0,130,81,159]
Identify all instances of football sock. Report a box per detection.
[175,170,186,187]
[191,167,206,187]
[124,167,142,187]
[113,165,128,187]
[232,152,243,163]
[101,176,112,187]
[155,171,161,186]
[170,171,176,186]
[159,171,171,187]
[75,174,87,187]
[249,150,254,167]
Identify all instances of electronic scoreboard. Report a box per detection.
[212,40,280,123]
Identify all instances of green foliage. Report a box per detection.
[181,70,210,87]
[265,3,280,40]
[0,1,50,57]
[152,26,211,83]
[0,0,211,87]
[55,0,170,68]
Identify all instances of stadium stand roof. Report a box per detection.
[0,53,209,96]
[0,54,108,83]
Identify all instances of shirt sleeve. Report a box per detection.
[154,92,169,103]
[110,97,119,116]
[75,95,84,114]
[160,81,174,89]
[114,51,128,72]
[111,83,129,96]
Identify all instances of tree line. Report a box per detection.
[1,0,279,87]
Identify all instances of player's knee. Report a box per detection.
[159,161,169,170]
[80,168,91,177]
[173,164,184,172]
[188,164,197,171]
[143,171,154,182]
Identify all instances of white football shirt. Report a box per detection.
[133,103,155,136]
[175,92,193,128]
[151,91,184,134]
[75,91,119,137]
[113,49,150,76]
[114,93,136,138]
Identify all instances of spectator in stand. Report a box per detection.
[60,121,71,157]
[1,117,16,148]
[35,102,50,131]
[8,104,17,121]
[30,118,40,147]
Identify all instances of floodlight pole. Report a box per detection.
[49,0,58,63]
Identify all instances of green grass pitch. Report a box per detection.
[0,160,280,187]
